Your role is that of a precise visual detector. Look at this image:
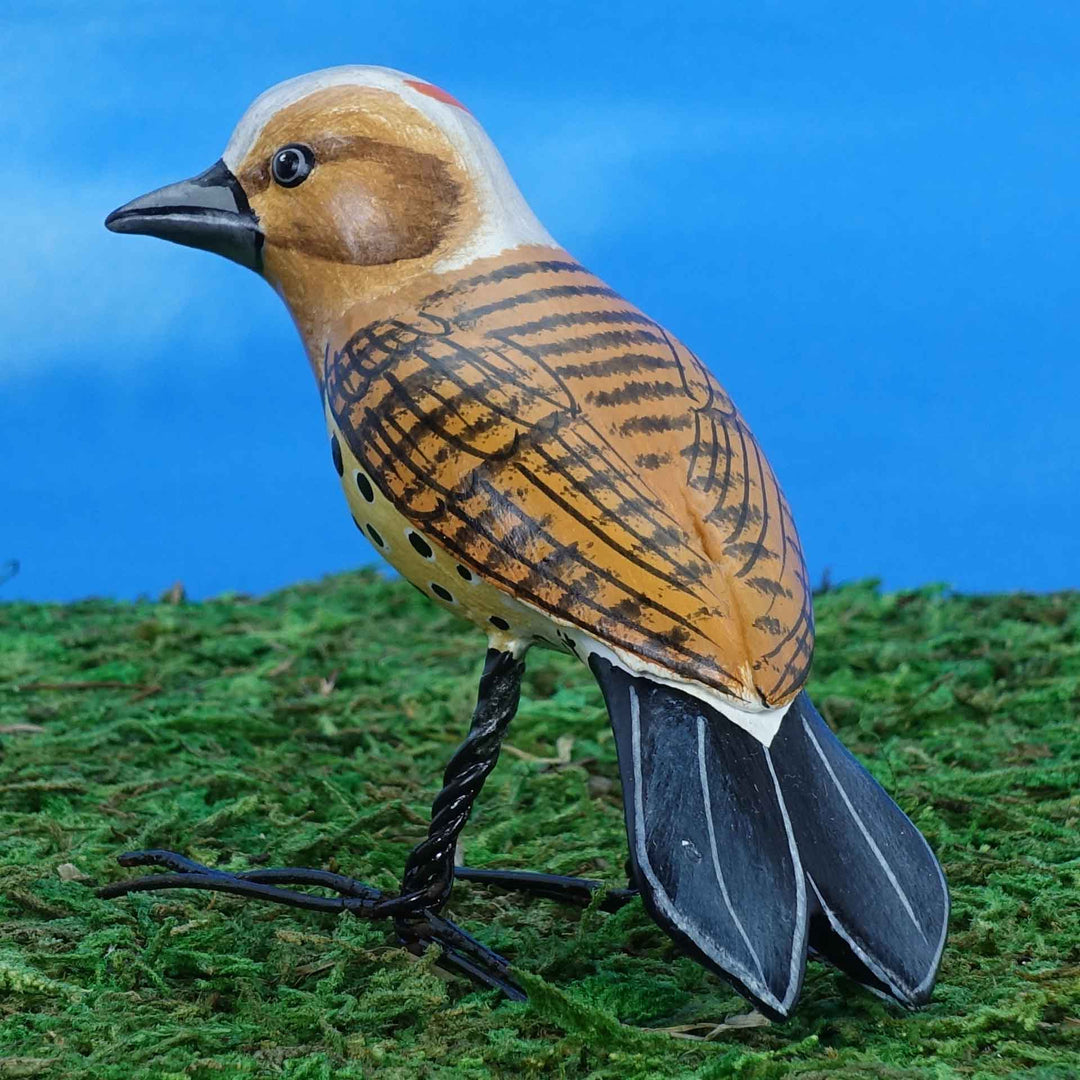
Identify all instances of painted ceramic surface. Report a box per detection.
[100,65,948,1020]
[324,246,812,709]
[200,67,813,709]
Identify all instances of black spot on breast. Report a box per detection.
[408,531,434,559]
[431,583,453,603]
[331,434,343,476]
[367,524,385,548]
[355,471,374,502]
[489,616,510,632]
[456,564,473,582]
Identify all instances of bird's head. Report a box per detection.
[106,66,553,362]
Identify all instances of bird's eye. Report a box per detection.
[270,144,315,188]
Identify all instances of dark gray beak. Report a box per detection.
[105,160,263,272]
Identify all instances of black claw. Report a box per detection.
[397,911,525,1001]
[455,866,639,913]
[231,867,383,900]
[116,849,215,873]
[98,864,356,913]
[100,849,392,914]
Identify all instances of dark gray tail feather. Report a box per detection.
[590,656,809,1019]
[771,691,949,1007]
[589,657,949,1019]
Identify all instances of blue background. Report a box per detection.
[4,2,1077,601]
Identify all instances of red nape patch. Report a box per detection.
[404,79,470,113]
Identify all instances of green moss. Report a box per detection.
[0,575,1077,1078]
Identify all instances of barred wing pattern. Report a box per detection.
[324,248,812,706]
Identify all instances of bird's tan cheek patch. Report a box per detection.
[323,189,401,264]
[251,183,380,266]
[250,158,450,267]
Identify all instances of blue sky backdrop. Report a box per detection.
[4,2,1078,601]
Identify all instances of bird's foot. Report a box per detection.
[99,849,524,1000]
[455,866,639,913]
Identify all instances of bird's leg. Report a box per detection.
[392,648,523,934]
[98,649,526,998]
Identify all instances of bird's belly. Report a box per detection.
[325,401,573,658]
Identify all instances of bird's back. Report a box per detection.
[324,245,813,709]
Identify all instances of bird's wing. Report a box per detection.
[325,248,812,707]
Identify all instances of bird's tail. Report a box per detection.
[590,657,949,1020]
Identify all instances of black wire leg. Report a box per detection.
[98,650,529,1000]
[455,867,639,913]
[98,849,524,999]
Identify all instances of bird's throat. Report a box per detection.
[264,245,457,385]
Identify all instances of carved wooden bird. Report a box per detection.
[102,66,948,1018]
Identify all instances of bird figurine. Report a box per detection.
[102,66,948,1019]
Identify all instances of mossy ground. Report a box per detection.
[0,574,1077,1078]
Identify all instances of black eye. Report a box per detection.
[271,143,315,188]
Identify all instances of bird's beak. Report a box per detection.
[105,159,263,272]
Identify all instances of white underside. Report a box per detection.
[500,594,792,747]
[583,636,791,747]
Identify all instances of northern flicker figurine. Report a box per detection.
[102,66,948,1018]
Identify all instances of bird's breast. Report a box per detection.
[325,403,574,657]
